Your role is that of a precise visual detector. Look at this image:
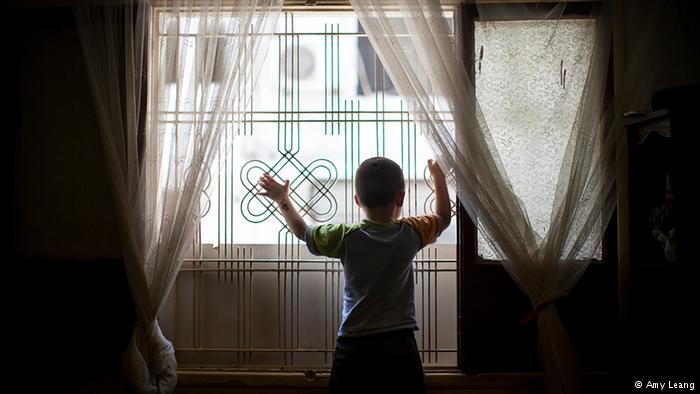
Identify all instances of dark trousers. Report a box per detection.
[329,328,426,394]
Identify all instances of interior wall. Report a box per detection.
[12,6,121,259]
[621,0,700,109]
[617,0,699,389]
[9,5,133,392]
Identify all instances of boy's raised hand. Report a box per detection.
[428,159,451,230]
[427,159,446,182]
[257,173,290,203]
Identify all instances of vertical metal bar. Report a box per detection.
[289,13,295,368]
[290,14,295,154]
[296,239,301,361]
[336,23,340,137]
[350,99,354,224]
[324,256,328,364]
[400,100,404,193]
[216,153,221,285]
[356,99,360,220]
[174,11,180,196]
[433,247,440,363]
[420,249,425,360]
[192,15,202,357]
[243,27,247,136]
[381,62,385,156]
[275,19,283,356]
[297,33,300,147]
[407,102,411,216]
[427,247,432,363]
[324,24,328,135]
[283,231,288,366]
[237,17,242,138]
[290,235,294,367]
[242,249,247,360]
[277,230,282,350]
[330,23,334,135]
[295,17,301,365]
[414,122,418,215]
[344,99,348,224]
[284,14,289,151]
[277,26,282,153]
[248,247,254,364]
[250,29,254,138]
[198,254,203,349]
[374,53,379,156]
[236,247,241,362]
[337,260,342,332]
[331,256,335,344]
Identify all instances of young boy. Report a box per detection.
[257,157,450,393]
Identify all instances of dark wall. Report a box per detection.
[622,0,700,108]
[12,6,120,259]
[619,1,700,391]
[9,5,135,392]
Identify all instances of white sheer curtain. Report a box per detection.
[351,1,616,393]
[74,0,280,392]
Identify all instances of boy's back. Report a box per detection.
[306,215,443,337]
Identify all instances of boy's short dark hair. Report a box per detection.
[355,157,405,208]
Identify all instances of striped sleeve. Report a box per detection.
[305,223,356,258]
[400,214,444,248]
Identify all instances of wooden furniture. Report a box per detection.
[621,85,698,378]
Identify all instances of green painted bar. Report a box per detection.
[324,24,327,135]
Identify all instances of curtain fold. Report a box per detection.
[351,1,614,393]
[74,1,281,392]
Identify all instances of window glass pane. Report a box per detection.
[474,19,596,260]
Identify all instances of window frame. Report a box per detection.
[153,4,463,372]
[455,1,618,373]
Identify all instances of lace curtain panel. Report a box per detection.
[74,1,282,392]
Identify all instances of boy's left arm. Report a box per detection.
[428,159,451,233]
[257,173,308,241]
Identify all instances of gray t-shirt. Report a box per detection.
[305,215,443,337]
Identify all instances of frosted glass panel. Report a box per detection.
[474,19,595,260]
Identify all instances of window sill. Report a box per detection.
[176,369,615,391]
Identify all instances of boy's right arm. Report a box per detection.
[257,173,308,241]
[258,172,352,257]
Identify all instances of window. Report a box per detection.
[457,2,617,372]
[158,10,459,371]
[473,18,599,261]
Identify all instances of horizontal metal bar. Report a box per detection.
[159,32,372,37]
[156,119,437,124]
[176,347,457,353]
[156,110,450,115]
[175,365,462,373]
[177,348,334,353]
[178,267,456,273]
[182,258,456,263]
[179,267,345,273]
[178,268,457,274]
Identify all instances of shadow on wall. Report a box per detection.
[14,258,136,393]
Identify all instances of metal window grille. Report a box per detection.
[156,11,459,371]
